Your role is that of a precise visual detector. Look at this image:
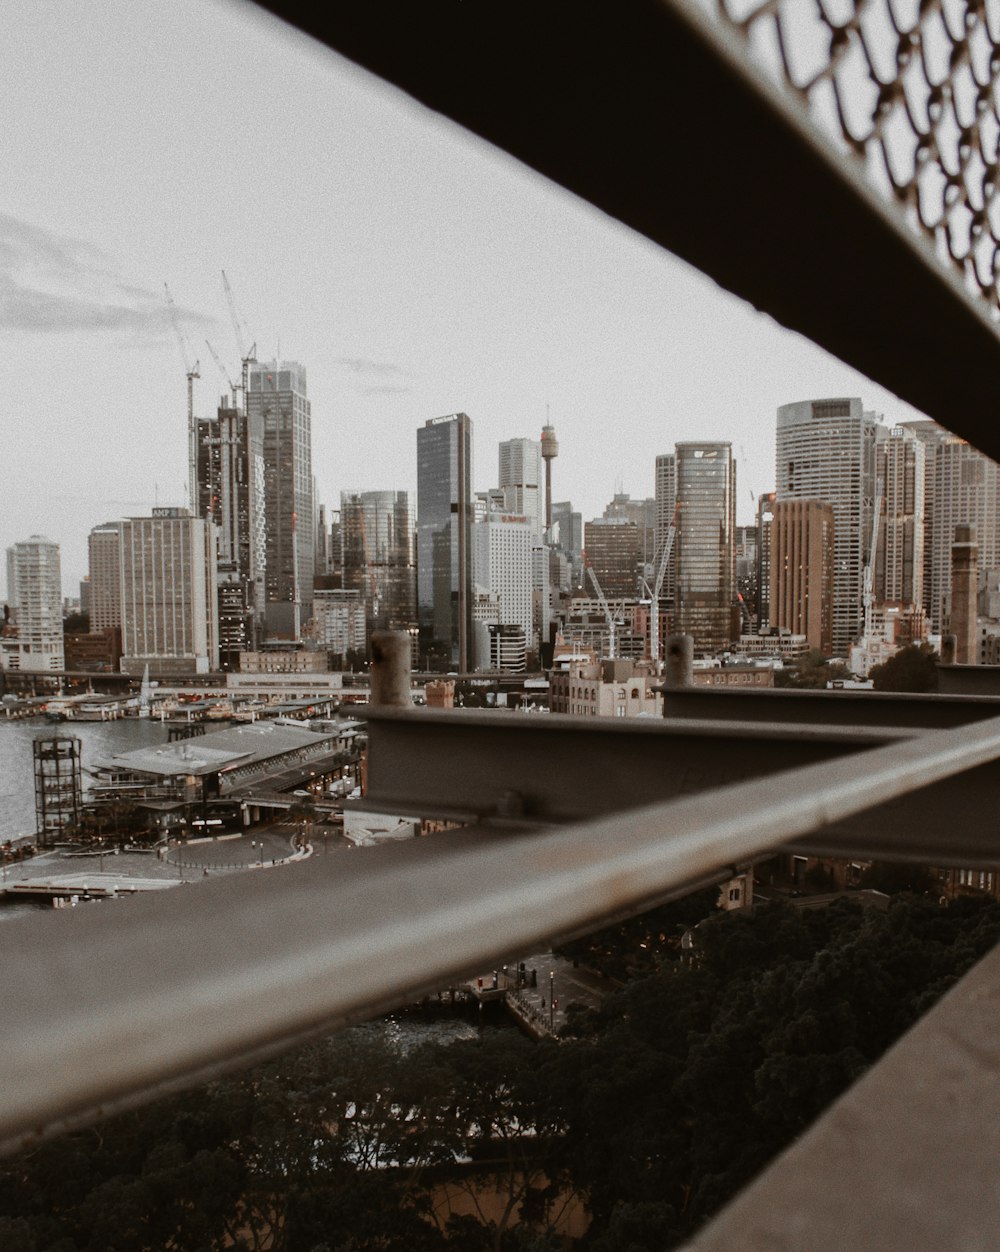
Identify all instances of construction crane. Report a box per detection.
[862,477,884,646]
[585,559,624,661]
[640,506,679,667]
[222,270,257,411]
[204,339,239,409]
[164,284,200,509]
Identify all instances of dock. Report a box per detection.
[4,873,181,904]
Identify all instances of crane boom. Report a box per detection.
[862,478,883,643]
[648,505,679,666]
[165,284,200,511]
[586,562,623,660]
[221,271,257,412]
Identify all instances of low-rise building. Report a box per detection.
[549,655,661,718]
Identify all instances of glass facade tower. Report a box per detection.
[341,490,416,639]
[246,361,312,638]
[675,442,736,652]
[417,413,474,669]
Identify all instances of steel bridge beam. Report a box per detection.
[5,712,1000,1156]
[255,0,1000,460]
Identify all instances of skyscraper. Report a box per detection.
[246,360,313,638]
[877,425,925,611]
[674,443,736,652]
[417,413,474,669]
[119,508,218,674]
[654,452,678,602]
[583,518,640,599]
[88,521,123,634]
[776,398,879,655]
[770,500,835,654]
[498,438,543,536]
[193,400,265,667]
[474,509,534,670]
[341,490,416,640]
[5,536,63,672]
[927,435,1000,633]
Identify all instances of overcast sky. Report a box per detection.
[2,0,929,595]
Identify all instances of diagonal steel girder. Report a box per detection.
[3,712,1000,1156]
[359,706,1000,866]
[254,0,1000,460]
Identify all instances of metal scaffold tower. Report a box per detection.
[33,736,82,847]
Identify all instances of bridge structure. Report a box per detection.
[7,4,1000,1248]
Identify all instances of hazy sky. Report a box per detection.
[2,0,929,594]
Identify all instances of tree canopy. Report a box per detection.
[3,895,998,1250]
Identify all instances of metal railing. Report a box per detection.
[6,2,1000,1245]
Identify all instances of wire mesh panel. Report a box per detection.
[711,0,1000,321]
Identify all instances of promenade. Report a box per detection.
[491,950,619,1038]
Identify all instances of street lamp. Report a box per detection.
[549,970,555,1031]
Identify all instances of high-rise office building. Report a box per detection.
[5,536,63,672]
[674,442,737,652]
[770,500,835,654]
[654,453,678,602]
[877,425,925,611]
[755,492,776,630]
[417,413,474,669]
[498,438,543,536]
[119,508,218,674]
[193,401,265,668]
[583,518,640,599]
[776,398,879,655]
[926,435,1000,633]
[341,490,416,640]
[246,361,313,638]
[474,510,534,669]
[603,493,656,567]
[88,521,124,633]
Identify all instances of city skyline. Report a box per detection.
[1,0,933,596]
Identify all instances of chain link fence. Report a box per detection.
[711,0,1000,319]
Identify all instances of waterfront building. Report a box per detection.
[340,490,416,643]
[674,442,737,653]
[246,361,313,639]
[770,499,835,655]
[4,535,64,672]
[119,508,218,675]
[776,398,879,655]
[498,437,544,536]
[417,413,474,670]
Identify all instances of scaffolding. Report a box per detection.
[33,736,82,847]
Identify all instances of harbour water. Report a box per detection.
[0,718,169,841]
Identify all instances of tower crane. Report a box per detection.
[164,284,200,509]
[639,505,679,667]
[204,340,239,410]
[221,270,257,411]
[585,559,625,661]
[862,477,884,646]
